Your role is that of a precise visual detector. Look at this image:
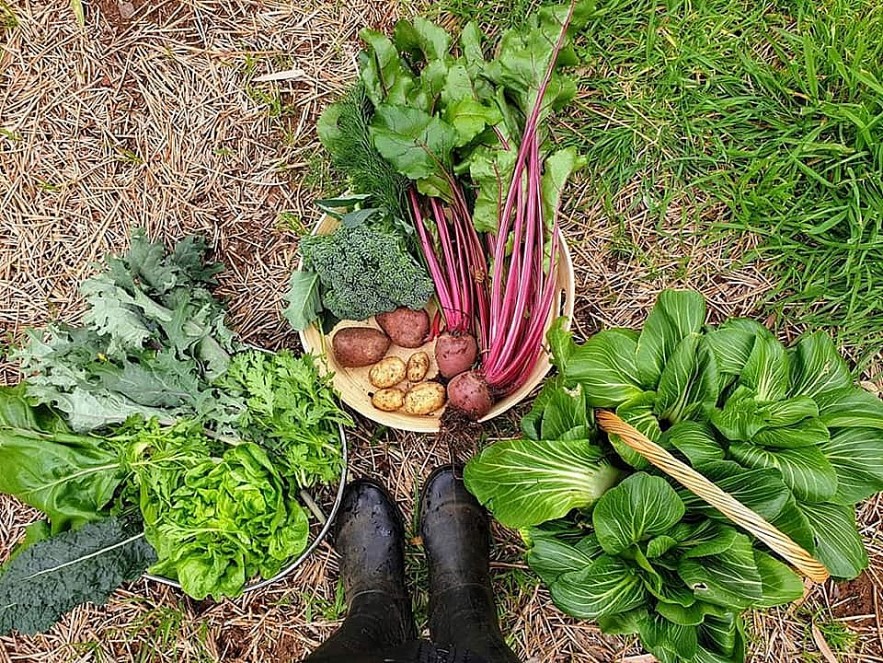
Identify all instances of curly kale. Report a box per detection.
[297,219,434,323]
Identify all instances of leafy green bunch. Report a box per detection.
[15,230,241,433]
[530,474,804,663]
[465,289,883,662]
[219,349,352,487]
[0,234,352,629]
[0,517,156,635]
[553,290,883,580]
[319,3,587,231]
[467,379,803,663]
[129,421,310,600]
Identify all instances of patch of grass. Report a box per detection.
[797,608,859,660]
[303,150,343,194]
[438,0,883,367]
[276,211,309,236]
[66,641,109,662]
[569,0,883,349]
[814,618,858,653]
[110,600,215,663]
[406,482,430,630]
[0,1,16,29]
[492,566,538,650]
[302,580,347,622]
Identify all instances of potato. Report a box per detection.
[403,382,446,415]
[376,307,430,348]
[372,388,405,412]
[332,327,391,367]
[369,356,407,388]
[406,351,431,382]
[434,332,478,378]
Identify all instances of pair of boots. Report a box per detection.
[302,467,520,663]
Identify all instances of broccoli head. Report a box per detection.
[300,222,434,322]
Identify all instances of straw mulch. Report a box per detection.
[1,2,880,662]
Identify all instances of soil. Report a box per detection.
[217,625,251,660]
[438,406,485,464]
[829,572,879,625]
[91,0,188,33]
[269,635,303,661]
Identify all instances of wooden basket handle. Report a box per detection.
[596,410,830,583]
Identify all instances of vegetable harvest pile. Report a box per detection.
[3,2,882,660]
[0,232,350,635]
[466,290,883,662]
[287,2,588,420]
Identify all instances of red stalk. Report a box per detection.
[410,181,487,337]
[481,1,577,393]
[404,1,577,398]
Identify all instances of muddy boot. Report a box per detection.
[420,466,520,663]
[303,478,416,662]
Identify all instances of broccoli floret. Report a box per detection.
[300,223,434,321]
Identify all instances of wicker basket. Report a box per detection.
[596,411,829,582]
[298,214,576,433]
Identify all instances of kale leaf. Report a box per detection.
[0,517,156,636]
[15,231,243,433]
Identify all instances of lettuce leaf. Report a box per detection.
[0,386,124,533]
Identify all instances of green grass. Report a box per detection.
[0,2,16,30]
[437,0,883,367]
[301,580,347,622]
[796,608,859,660]
[110,599,215,663]
[811,617,858,654]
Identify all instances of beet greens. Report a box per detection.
[318,1,589,405]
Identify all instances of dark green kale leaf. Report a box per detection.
[0,517,156,636]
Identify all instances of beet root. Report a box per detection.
[434,332,477,378]
[447,371,493,420]
[376,307,430,348]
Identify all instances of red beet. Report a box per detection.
[447,371,493,420]
[434,332,477,378]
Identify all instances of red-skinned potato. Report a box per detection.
[332,327,391,367]
[434,332,477,378]
[447,371,492,420]
[376,307,430,348]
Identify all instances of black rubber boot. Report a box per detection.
[420,466,520,663]
[303,478,417,663]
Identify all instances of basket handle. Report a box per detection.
[596,410,830,583]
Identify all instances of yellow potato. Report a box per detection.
[406,351,431,382]
[403,382,446,415]
[372,388,405,412]
[368,356,407,388]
